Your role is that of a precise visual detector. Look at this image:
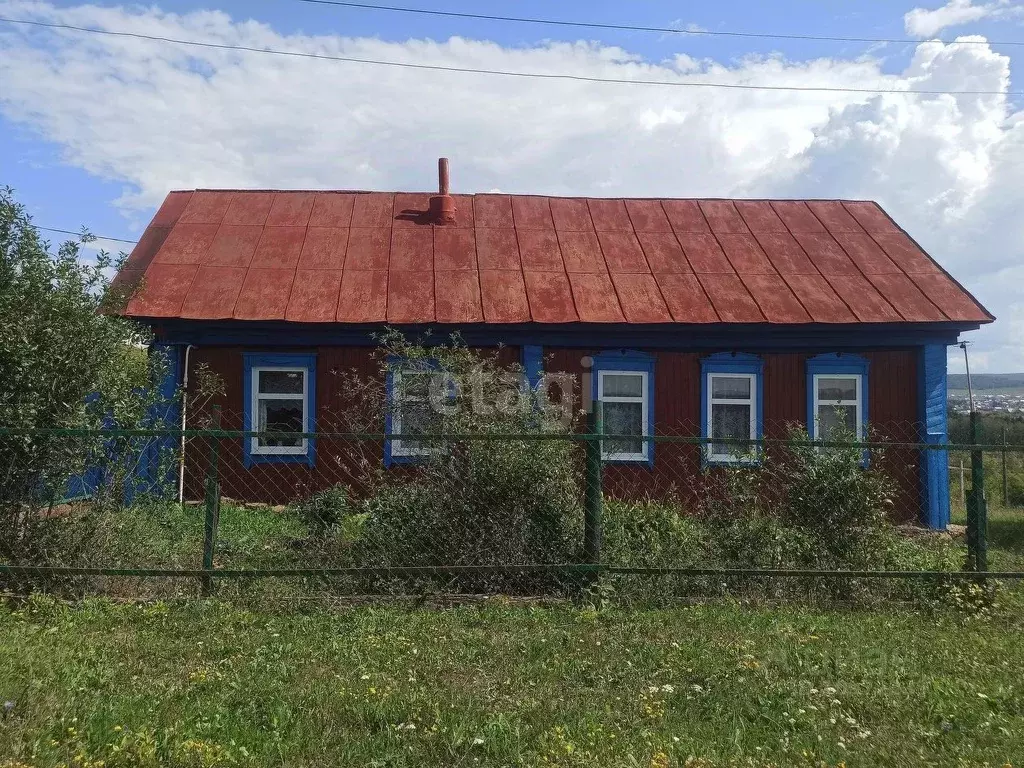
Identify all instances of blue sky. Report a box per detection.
[2,0,1024,370]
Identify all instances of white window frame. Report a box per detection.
[812,373,864,441]
[391,368,437,458]
[706,372,758,464]
[597,369,649,462]
[250,366,309,456]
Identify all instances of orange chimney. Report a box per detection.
[429,157,456,225]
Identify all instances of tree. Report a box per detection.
[0,187,171,562]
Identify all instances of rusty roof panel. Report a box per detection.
[308,193,354,227]
[549,198,593,231]
[637,232,691,273]
[783,274,857,323]
[842,201,901,233]
[587,198,632,232]
[625,199,672,233]
[753,232,816,274]
[434,227,477,270]
[871,233,942,274]
[337,270,387,322]
[662,200,710,233]
[476,228,521,271]
[286,269,343,323]
[474,194,514,228]
[251,227,306,270]
[154,223,219,265]
[598,232,649,273]
[180,266,245,319]
[123,225,171,272]
[792,232,859,275]
[152,191,193,226]
[126,263,197,317]
[825,274,903,322]
[122,190,992,326]
[654,273,719,323]
[178,191,233,225]
[393,193,433,227]
[740,273,811,323]
[913,273,992,322]
[557,230,606,274]
[807,200,863,233]
[480,270,531,322]
[205,225,262,268]
[735,200,787,233]
[267,192,315,227]
[770,201,826,233]
[832,231,900,274]
[612,273,672,322]
[718,233,776,275]
[298,227,348,270]
[569,272,624,322]
[435,270,483,323]
[699,200,749,234]
[677,232,733,274]
[517,229,564,272]
[512,196,554,229]
[387,270,435,323]
[345,227,391,271]
[223,192,274,226]
[698,274,764,322]
[865,273,948,321]
[351,193,394,228]
[524,271,578,323]
[233,268,294,320]
[390,228,434,271]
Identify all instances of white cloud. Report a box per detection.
[1,2,1023,370]
[904,0,1021,37]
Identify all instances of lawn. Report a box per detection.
[1,594,1023,768]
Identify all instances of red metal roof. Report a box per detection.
[115,191,993,325]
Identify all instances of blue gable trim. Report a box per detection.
[590,349,655,467]
[700,352,764,467]
[918,344,950,529]
[243,352,316,468]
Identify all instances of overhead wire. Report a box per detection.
[1,16,1021,96]
[37,226,138,245]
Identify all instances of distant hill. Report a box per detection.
[948,373,1024,391]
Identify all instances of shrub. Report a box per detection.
[291,484,353,539]
[602,498,705,568]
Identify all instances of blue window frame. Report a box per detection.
[806,353,869,442]
[701,352,764,465]
[243,353,316,468]
[385,357,456,466]
[590,350,655,465]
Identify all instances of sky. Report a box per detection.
[1,0,1024,372]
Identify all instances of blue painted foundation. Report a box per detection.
[918,343,950,529]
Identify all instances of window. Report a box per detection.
[590,351,654,465]
[806,354,868,442]
[701,353,763,465]
[243,353,316,467]
[386,361,457,463]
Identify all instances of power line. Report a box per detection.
[2,16,1022,96]
[295,0,1024,48]
[38,226,138,245]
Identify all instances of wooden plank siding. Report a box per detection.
[181,344,920,521]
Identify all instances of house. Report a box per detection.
[112,159,993,528]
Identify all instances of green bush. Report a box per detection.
[291,484,353,539]
[602,498,705,568]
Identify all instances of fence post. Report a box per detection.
[965,411,988,573]
[583,402,603,576]
[201,406,221,596]
[1002,425,1008,507]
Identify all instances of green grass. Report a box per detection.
[0,599,1022,768]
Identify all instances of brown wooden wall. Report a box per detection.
[182,344,920,522]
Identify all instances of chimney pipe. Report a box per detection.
[429,157,456,225]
